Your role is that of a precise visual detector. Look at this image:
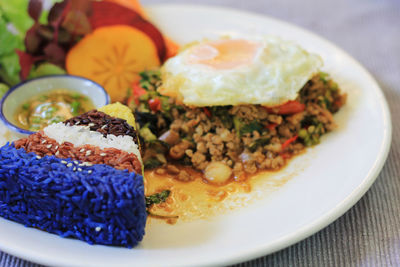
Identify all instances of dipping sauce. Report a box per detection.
[14,89,95,131]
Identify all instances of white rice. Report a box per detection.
[43,123,141,161]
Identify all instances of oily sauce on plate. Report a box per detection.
[145,164,294,224]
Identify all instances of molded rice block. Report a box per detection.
[0,144,146,247]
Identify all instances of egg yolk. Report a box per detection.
[186,39,261,70]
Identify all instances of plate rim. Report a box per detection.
[0,3,393,267]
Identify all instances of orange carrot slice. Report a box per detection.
[66,25,160,102]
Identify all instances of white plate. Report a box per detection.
[0,4,391,267]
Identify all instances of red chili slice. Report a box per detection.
[281,135,298,150]
[132,82,146,105]
[265,123,278,131]
[203,107,212,118]
[266,100,305,115]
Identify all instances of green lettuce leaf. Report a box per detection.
[30,62,66,78]
[0,83,9,98]
[0,0,33,37]
[0,53,21,85]
[0,16,23,86]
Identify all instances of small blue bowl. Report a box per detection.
[0,75,110,135]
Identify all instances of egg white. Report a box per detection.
[158,36,323,107]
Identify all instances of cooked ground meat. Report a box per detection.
[133,73,346,181]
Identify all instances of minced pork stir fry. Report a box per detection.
[126,71,346,183]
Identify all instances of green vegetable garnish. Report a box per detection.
[146,189,178,220]
[233,116,242,134]
[211,106,233,128]
[145,190,171,208]
[239,121,263,136]
[248,138,270,152]
[319,72,329,84]
[323,97,332,110]
[71,101,81,115]
[31,117,41,124]
[29,126,40,131]
[21,103,29,110]
[234,117,264,136]
[139,92,150,102]
[147,139,170,153]
[298,128,308,139]
[44,110,54,119]
[298,123,324,146]
[38,95,48,101]
[72,92,82,99]
[139,125,157,142]
[144,157,164,169]
[49,115,64,124]
[330,82,338,91]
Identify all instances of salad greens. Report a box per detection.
[0,0,33,37]
[0,0,166,94]
[29,62,65,78]
[0,0,64,87]
[0,0,63,36]
[0,83,8,98]
[0,14,23,86]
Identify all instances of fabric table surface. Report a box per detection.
[1,0,399,266]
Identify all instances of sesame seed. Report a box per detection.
[78,168,82,172]
[95,226,101,232]
[86,150,92,156]
[67,163,73,167]
[73,167,76,171]
[74,160,79,164]
[101,125,107,129]
[55,145,59,150]
[88,123,95,127]
[88,170,92,174]
[36,155,41,159]
[46,144,52,149]
[80,148,85,153]
[55,151,60,156]
[100,153,106,156]
[41,140,46,144]
[75,121,80,125]
[61,160,67,164]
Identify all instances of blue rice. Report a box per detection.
[0,143,146,247]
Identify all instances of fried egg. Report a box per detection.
[158,36,322,107]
